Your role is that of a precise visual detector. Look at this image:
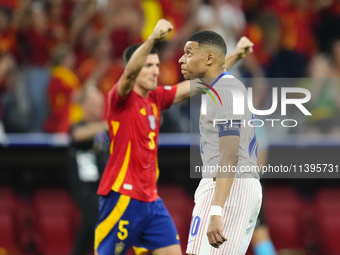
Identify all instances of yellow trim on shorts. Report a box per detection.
[133,246,149,255]
[94,194,131,250]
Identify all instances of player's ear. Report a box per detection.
[206,52,214,66]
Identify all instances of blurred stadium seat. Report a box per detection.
[263,186,301,213]
[0,211,17,250]
[317,213,340,255]
[36,213,74,255]
[315,188,340,255]
[0,187,19,251]
[315,188,340,215]
[0,186,17,212]
[31,188,79,255]
[263,186,303,250]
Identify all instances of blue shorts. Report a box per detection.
[94,191,179,255]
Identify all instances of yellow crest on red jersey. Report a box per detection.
[150,103,159,120]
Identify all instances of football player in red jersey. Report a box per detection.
[95,19,253,255]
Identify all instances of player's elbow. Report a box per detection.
[126,72,138,81]
[229,154,239,165]
[219,136,240,166]
[221,151,239,166]
[124,68,139,81]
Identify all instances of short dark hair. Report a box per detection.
[188,31,227,55]
[123,44,158,65]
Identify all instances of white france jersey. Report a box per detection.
[199,73,259,180]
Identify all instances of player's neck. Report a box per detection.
[201,67,227,85]
[133,84,149,98]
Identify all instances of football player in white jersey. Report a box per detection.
[179,31,262,255]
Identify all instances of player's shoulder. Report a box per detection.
[107,82,119,100]
[217,73,243,85]
[223,73,234,78]
[108,82,137,109]
[153,85,174,93]
[149,85,174,99]
[215,74,247,93]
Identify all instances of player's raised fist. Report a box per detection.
[235,36,254,58]
[149,19,174,42]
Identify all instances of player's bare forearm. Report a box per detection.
[212,166,235,207]
[212,136,239,207]
[173,78,208,104]
[126,38,157,77]
[118,19,173,97]
[225,36,254,71]
[118,38,158,97]
[212,150,237,207]
[207,135,238,248]
[207,153,237,247]
[225,51,242,71]
[173,80,190,104]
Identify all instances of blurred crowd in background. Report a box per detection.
[1,0,340,136]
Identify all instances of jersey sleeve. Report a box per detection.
[154,85,177,110]
[208,87,243,137]
[207,86,244,122]
[216,120,241,137]
[107,83,133,109]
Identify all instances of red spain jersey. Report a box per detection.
[97,84,177,202]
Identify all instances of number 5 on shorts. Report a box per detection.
[117,220,129,240]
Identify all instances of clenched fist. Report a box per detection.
[207,215,227,249]
[235,36,254,58]
[149,19,174,42]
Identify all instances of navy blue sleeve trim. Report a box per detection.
[217,122,240,137]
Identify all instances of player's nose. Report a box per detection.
[153,66,159,76]
[179,54,186,64]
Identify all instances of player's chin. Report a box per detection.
[148,82,158,91]
[182,73,191,80]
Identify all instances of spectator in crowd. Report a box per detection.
[70,0,98,68]
[77,37,124,113]
[46,0,68,52]
[243,11,281,76]
[316,0,340,53]
[0,0,17,11]
[204,0,246,76]
[0,53,15,139]
[269,0,317,77]
[0,5,16,55]
[0,0,339,135]
[197,0,246,76]
[0,6,30,133]
[0,6,16,134]
[69,86,109,255]
[21,2,51,132]
[302,54,340,134]
[72,26,96,69]
[105,0,143,59]
[45,44,83,133]
[331,39,340,78]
